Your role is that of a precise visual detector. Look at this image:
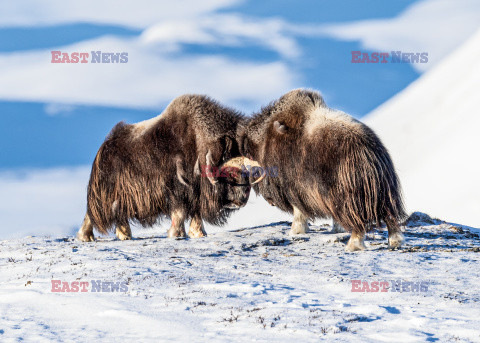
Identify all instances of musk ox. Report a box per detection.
[239,89,406,251]
[77,94,262,242]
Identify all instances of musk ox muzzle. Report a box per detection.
[215,156,265,209]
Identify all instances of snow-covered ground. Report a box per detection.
[365,28,480,228]
[1,213,479,342]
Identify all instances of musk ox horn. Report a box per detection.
[220,156,245,170]
[206,150,218,185]
[175,155,190,187]
[248,158,267,185]
[221,157,267,185]
[194,157,201,176]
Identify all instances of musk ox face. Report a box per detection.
[219,171,251,210]
[206,156,266,210]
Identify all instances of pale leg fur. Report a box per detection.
[345,231,366,252]
[289,206,309,235]
[331,220,346,233]
[388,227,404,249]
[77,214,95,242]
[189,215,207,238]
[167,209,187,238]
[116,224,132,240]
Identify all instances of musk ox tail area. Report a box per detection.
[333,129,407,235]
[86,122,166,234]
[85,122,128,235]
[86,138,112,235]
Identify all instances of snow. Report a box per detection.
[1,213,479,342]
[365,28,480,228]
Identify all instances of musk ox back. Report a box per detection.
[77,94,256,242]
[239,89,406,251]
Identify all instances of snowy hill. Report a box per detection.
[1,214,479,342]
[365,29,480,228]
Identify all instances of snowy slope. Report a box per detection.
[365,29,480,228]
[1,213,479,342]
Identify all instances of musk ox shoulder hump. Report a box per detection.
[275,89,362,137]
[130,94,200,139]
[131,115,163,139]
[177,94,242,140]
[304,106,362,136]
[276,88,325,111]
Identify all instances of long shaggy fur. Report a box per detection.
[87,94,247,234]
[239,89,406,236]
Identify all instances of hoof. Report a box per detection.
[167,228,187,239]
[288,224,309,236]
[288,228,309,236]
[189,229,207,238]
[116,232,132,241]
[388,232,404,249]
[345,235,366,252]
[115,227,132,241]
[77,232,95,242]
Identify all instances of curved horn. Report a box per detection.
[221,156,246,169]
[219,157,245,180]
[175,155,190,187]
[245,157,267,184]
[206,150,217,185]
[221,157,267,185]
[194,156,201,176]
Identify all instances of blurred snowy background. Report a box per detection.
[0,0,479,238]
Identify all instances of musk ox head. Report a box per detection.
[201,154,265,210]
[238,89,323,162]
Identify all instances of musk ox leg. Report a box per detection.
[289,206,310,235]
[77,214,95,242]
[386,221,404,249]
[188,215,207,238]
[167,209,187,238]
[345,231,366,252]
[115,224,132,240]
[331,220,346,233]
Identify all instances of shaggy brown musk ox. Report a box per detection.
[77,94,261,242]
[238,89,406,251]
